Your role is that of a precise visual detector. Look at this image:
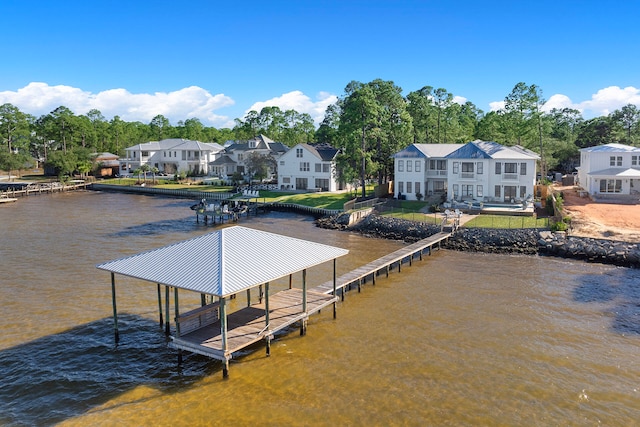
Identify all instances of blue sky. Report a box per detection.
[1,0,639,128]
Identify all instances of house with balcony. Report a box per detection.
[119,139,224,176]
[393,140,539,203]
[277,143,340,191]
[576,143,640,196]
[393,143,462,199]
[209,134,288,182]
[446,141,539,204]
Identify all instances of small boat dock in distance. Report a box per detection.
[192,189,262,225]
[312,231,452,296]
[0,180,91,198]
[0,194,18,204]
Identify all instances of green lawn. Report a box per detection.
[461,214,549,229]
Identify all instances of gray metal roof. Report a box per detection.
[97,226,349,297]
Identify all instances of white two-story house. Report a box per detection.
[393,140,539,203]
[576,143,640,196]
[277,143,340,191]
[393,143,462,199]
[119,138,224,176]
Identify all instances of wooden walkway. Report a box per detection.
[312,231,452,296]
[169,288,336,361]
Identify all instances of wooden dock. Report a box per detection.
[169,288,336,361]
[311,231,452,296]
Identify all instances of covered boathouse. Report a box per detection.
[97,225,349,378]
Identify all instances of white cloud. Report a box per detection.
[0,82,235,127]
[489,86,640,118]
[246,90,338,125]
[452,95,467,105]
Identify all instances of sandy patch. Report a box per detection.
[556,185,640,243]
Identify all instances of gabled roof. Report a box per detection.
[394,144,462,159]
[97,226,349,297]
[298,143,339,161]
[580,143,640,153]
[209,155,237,166]
[446,140,540,160]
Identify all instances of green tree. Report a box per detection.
[611,104,640,144]
[406,86,435,144]
[0,103,31,153]
[150,114,171,140]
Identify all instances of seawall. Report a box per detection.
[316,214,640,269]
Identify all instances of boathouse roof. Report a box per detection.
[97,226,349,297]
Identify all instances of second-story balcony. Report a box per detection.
[426,170,447,177]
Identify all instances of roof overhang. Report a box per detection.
[97,226,349,297]
[588,168,640,178]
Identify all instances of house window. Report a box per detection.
[504,163,517,174]
[434,180,445,193]
[430,159,446,170]
[415,182,421,195]
[322,164,330,173]
[452,184,459,199]
[296,177,308,189]
[315,179,329,191]
[407,182,412,194]
[397,182,404,194]
[504,186,517,200]
[462,162,474,172]
[398,160,404,172]
[520,162,527,175]
[238,154,243,161]
[477,162,483,174]
[182,151,186,160]
[632,155,638,166]
[415,161,421,172]
[296,148,303,158]
[300,162,310,172]
[600,179,622,193]
[280,160,285,166]
[453,162,459,174]
[477,185,483,198]
[283,177,290,183]
[164,151,166,157]
[495,162,501,174]
[142,151,149,157]
[407,161,412,172]
[462,185,473,198]
[494,185,501,198]
[520,186,527,198]
[617,156,623,166]
[315,163,322,172]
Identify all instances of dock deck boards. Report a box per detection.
[311,231,451,295]
[169,288,336,360]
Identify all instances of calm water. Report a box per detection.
[0,191,639,426]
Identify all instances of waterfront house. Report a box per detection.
[277,143,341,191]
[210,134,288,182]
[119,139,224,176]
[576,143,640,196]
[393,140,539,203]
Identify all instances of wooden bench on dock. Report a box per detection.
[175,301,220,336]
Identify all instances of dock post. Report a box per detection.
[222,359,229,379]
[164,286,170,335]
[201,293,206,306]
[265,282,270,355]
[357,278,361,293]
[332,259,337,319]
[246,288,251,307]
[157,283,163,328]
[111,273,119,344]
[259,284,263,303]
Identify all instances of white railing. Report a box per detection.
[460,172,474,179]
[502,174,518,180]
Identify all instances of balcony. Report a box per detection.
[502,173,518,180]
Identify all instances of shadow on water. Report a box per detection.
[109,217,209,237]
[573,267,640,335]
[0,314,219,426]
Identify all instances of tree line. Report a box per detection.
[1,80,639,182]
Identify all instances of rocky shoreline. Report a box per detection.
[315,214,640,268]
